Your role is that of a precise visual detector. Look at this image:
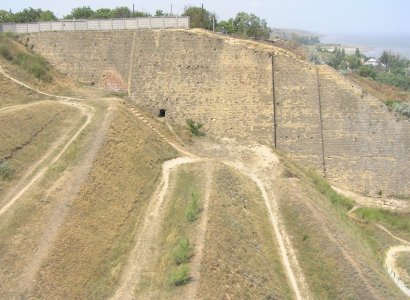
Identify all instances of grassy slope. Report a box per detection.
[198,165,292,299]
[30,106,177,299]
[276,163,403,299]
[136,162,206,298]
[0,101,81,199]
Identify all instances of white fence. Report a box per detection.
[0,16,190,33]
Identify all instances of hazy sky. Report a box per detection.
[1,0,409,34]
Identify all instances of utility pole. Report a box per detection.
[202,3,204,29]
[212,17,215,32]
[171,4,173,16]
[133,4,135,17]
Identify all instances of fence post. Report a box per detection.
[163,16,165,29]
[86,20,88,30]
[98,19,101,30]
[123,18,126,29]
[111,19,113,30]
[149,16,152,29]
[176,15,178,28]
[136,17,139,29]
[38,23,41,32]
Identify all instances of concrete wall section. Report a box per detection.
[274,53,324,173]
[318,66,410,195]
[130,30,274,143]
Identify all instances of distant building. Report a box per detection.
[363,58,386,68]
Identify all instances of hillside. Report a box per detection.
[0,31,409,299]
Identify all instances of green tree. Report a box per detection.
[111,7,132,18]
[65,6,94,19]
[232,12,271,39]
[91,8,112,19]
[39,10,57,21]
[0,10,14,23]
[132,11,150,17]
[355,48,361,57]
[155,10,167,17]
[216,19,235,34]
[14,7,42,22]
[182,6,214,29]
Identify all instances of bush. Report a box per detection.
[355,207,410,232]
[358,66,377,80]
[186,192,201,222]
[186,119,205,136]
[172,237,192,265]
[375,72,410,90]
[0,160,13,179]
[169,264,190,286]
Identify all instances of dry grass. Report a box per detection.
[397,253,410,287]
[347,72,410,103]
[275,163,403,299]
[28,106,177,299]
[197,165,292,299]
[0,101,80,203]
[136,163,206,298]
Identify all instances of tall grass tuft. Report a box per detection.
[0,160,13,180]
[169,264,190,286]
[186,192,201,222]
[172,237,192,265]
[306,169,354,211]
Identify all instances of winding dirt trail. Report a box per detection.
[113,103,309,300]
[111,156,201,300]
[343,190,410,297]
[0,66,94,218]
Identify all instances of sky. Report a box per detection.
[1,0,409,34]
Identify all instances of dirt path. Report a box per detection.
[342,190,410,297]
[181,161,214,299]
[334,186,410,212]
[0,68,94,218]
[116,104,310,299]
[111,156,201,300]
[223,159,310,300]
[18,104,112,297]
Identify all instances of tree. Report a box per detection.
[355,48,361,57]
[111,7,132,18]
[216,19,235,34]
[13,7,42,22]
[91,8,112,19]
[155,10,167,17]
[182,6,214,29]
[39,10,57,21]
[132,11,150,17]
[0,10,14,23]
[65,6,94,19]
[232,12,271,39]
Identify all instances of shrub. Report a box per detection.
[355,207,410,232]
[358,66,377,80]
[186,192,201,222]
[186,119,205,136]
[172,237,192,265]
[14,52,52,82]
[0,160,13,179]
[169,264,190,286]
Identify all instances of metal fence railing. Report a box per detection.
[0,16,190,33]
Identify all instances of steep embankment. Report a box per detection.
[25,29,410,196]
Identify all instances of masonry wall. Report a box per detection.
[25,30,410,195]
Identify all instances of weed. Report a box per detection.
[172,237,192,265]
[0,44,12,61]
[186,119,205,136]
[169,264,190,286]
[306,169,354,211]
[186,192,201,222]
[0,160,13,179]
[302,234,309,241]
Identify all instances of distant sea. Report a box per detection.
[320,33,410,59]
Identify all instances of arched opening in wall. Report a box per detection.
[158,109,166,118]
